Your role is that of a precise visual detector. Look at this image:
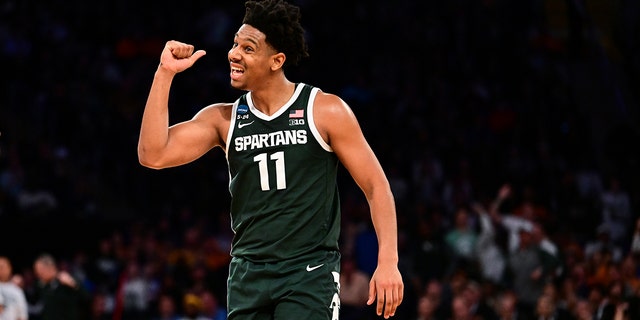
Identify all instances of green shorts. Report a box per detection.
[227,250,341,320]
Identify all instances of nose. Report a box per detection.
[228,46,240,62]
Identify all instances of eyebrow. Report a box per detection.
[235,33,259,47]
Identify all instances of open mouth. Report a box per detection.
[230,66,244,80]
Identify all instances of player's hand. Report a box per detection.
[159,40,206,74]
[367,264,404,319]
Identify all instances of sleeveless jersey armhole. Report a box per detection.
[225,100,240,157]
[307,87,333,152]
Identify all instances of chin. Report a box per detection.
[230,80,248,91]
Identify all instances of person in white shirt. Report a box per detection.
[0,256,29,320]
[0,292,5,316]
[488,184,535,254]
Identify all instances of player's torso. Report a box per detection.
[225,83,341,262]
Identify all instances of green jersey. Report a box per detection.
[226,83,341,263]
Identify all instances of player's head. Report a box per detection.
[242,0,309,68]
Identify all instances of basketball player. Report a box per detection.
[137,0,404,319]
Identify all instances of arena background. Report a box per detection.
[0,0,639,319]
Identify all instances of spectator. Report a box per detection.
[585,247,617,290]
[30,253,91,320]
[572,299,595,320]
[511,185,551,226]
[557,276,581,315]
[587,285,612,320]
[530,222,563,283]
[592,280,630,320]
[439,269,471,320]
[534,293,573,320]
[471,202,507,285]
[416,293,440,320]
[631,218,640,256]
[180,293,209,320]
[423,279,447,320]
[0,256,28,320]
[444,206,478,277]
[199,290,226,320]
[613,302,628,320]
[412,210,449,287]
[506,226,545,315]
[619,255,640,296]
[449,293,473,320]
[117,260,153,319]
[153,294,180,320]
[599,177,633,246]
[462,280,496,320]
[88,292,112,320]
[339,256,370,320]
[90,237,122,295]
[493,290,530,320]
[488,184,535,254]
[584,224,624,264]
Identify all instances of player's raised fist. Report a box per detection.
[159,40,206,74]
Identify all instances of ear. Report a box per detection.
[271,52,286,71]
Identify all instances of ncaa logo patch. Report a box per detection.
[237,105,249,115]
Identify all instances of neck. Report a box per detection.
[250,78,296,116]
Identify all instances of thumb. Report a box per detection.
[367,280,376,305]
[190,50,207,63]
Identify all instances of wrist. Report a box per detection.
[377,251,399,266]
[155,65,177,79]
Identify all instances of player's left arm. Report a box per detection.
[314,92,404,319]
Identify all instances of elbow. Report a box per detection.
[137,146,164,170]
[363,179,394,202]
[138,155,159,170]
[138,157,163,170]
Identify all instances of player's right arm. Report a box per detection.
[138,40,228,169]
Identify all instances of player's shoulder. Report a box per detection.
[311,90,359,135]
[203,102,235,111]
[312,89,351,115]
[195,102,234,119]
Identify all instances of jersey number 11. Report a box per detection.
[253,151,286,191]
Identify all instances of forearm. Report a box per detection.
[368,186,399,266]
[138,67,175,165]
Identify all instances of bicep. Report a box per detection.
[162,105,227,167]
[319,97,388,195]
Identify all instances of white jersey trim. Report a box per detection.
[308,87,333,152]
[225,100,240,157]
[247,83,306,121]
[225,100,240,192]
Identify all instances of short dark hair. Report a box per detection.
[242,0,309,67]
[35,253,56,267]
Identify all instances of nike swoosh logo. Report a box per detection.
[306,264,324,272]
[238,121,255,128]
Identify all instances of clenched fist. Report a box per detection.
[159,40,207,74]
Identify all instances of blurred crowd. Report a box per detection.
[1,0,640,319]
